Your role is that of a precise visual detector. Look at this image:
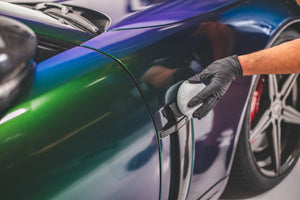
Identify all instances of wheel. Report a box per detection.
[222,28,300,198]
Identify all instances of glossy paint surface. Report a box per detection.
[81,0,298,199]
[60,0,243,30]
[0,47,160,199]
[5,0,243,30]
[0,0,299,199]
[85,17,252,199]
[159,117,193,200]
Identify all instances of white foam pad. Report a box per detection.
[177,80,206,118]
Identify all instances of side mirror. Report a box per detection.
[0,16,37,114]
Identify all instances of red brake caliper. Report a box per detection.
[250,78,263,143]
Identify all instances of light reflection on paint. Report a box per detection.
[31,112,111,155]
[229,19,273,35]
[0,76,20,98]
[30,96,49,110]
[158,23,182,32]
[52,122,157,200]
[2,133,23,144]
[86,77,106,88]
[193,110,215,141]
[0,108,27,125]
[0,37,5,48]
[217,129,234,147]
[0,53,8,62]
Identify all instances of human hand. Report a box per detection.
[187,55,243,119]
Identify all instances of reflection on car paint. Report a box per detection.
[0,0,299,199]
[81,0,296,198]
[0,47,161,200]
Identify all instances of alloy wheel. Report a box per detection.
[249,74,300,177]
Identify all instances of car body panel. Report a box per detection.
[81,0,299,198]
[0,47,160,200]
[159,118,194,200]
[0,0,300,199]
[59,0,244,30]
[83,17,253,199]
[4,0,244,30]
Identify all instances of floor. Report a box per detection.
[237,159,300,200]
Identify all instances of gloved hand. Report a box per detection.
[187,55,243,119]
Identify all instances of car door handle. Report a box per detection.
[157,101,188,138]
[159,116,189,138]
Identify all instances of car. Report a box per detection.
[0,0,300,199]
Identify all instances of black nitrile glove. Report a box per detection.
[187,55,243,119]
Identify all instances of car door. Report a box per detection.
[0,46,161,200]
[80,2,253,198]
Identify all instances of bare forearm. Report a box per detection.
[239,38,300,75]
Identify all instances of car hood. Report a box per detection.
[4,0,243,30]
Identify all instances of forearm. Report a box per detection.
[239,38,300,75]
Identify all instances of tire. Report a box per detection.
[222,28,300,199]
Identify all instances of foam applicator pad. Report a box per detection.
[177,80,206,118]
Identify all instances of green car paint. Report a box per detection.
[0,47,161,199]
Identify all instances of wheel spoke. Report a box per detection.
[249,72,300,178]
[250,110,272,142]
[281,74,299,101]
[257,159,271,168]
[268,75,278,101]
[282,105,300,125]
[271,119,281,175]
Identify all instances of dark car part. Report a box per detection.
[0,2,108,62]
[222,27,300,198]
[35,34,77,62]
[0,2,95,41]
[34,3,110,34]
[0,16,36,114]
[157,81,189,138]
